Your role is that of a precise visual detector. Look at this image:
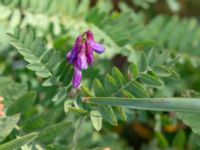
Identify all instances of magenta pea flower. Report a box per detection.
[67,30,105,88]
[76,43,88,70]
[85,39,94,66]
[72,66,82,88]
[67,36,82,64]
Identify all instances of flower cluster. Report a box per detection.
[67,30,105,88]
[0,96,5,117]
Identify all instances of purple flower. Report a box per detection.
[67,30,105,88]
[85,40,94,66]
[76,44,88,70]
[86,30,105,54]
[72,66,82,88]
[67,36,82,64]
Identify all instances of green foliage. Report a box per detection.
[147,15,200,58]
[87,97,200,113]
[8,28,62,78]
[7,91,36,115]
[172,130,186,149]
[81,49,178,127]
[8,28,74,90]
[90,110,102,131]
[0,114,20,142]
[37,121,71,143]
[131,0,157,9]
[1,0,200,149]
[0,132,38,150]
[0,77,27,106]
[177,112,200,136]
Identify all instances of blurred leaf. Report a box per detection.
[37,121,71,143]
[112,67,126,87]
[139,73,162,87]
[72,116,87,149]
[0,132,38,150]
[177,112,200,136]
[155,132,169,148]
[90,110,102,131]
[172,130,186,149]
[167,0,181,12]
[0,114,20,142]
[104,74,118,94]
[7,91,37,115]
[0,77,27,106]
[93,79,107,96]
[129,63,139,79]
[87,97,200,113]
[139,52,147,72]
[52,88,66,102]
[153,66,171,77]
[147,48,156,66]
[112,106,127,121]
[99,106,117,126]
[127,81,149,98]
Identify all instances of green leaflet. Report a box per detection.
[0,133,38,150]
[139,73,163,87]
[128,63,139,79]
[153,66,171,77]
[172,130,186,149]
[0,114,20,142]
[0,77,27,106]
[176,112,200,136]
[52,88,67,102]
[64,100,88,115]
[104,74,118,94]
[112,67,126,87]
[138,52,147,72]
[155,132,169,148]
[147,48,156,66]
[7,91,37,115]
[90,110,102,131]
[127,81,149,98]
[8,28,62,78]
[99,106,117,126]
[93,79,107,97]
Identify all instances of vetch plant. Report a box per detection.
[4,25,200,150]
[1,0,200,149]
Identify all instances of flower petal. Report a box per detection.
[86,30,95,41]
[76,44,88,70]
[69,47,78,64]
[86,40,94,66]
[91,42,105,54]
[68,36,82,64]
[72,66,82,88]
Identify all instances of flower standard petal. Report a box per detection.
[76,43,88,70]
[86,30,105,54]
